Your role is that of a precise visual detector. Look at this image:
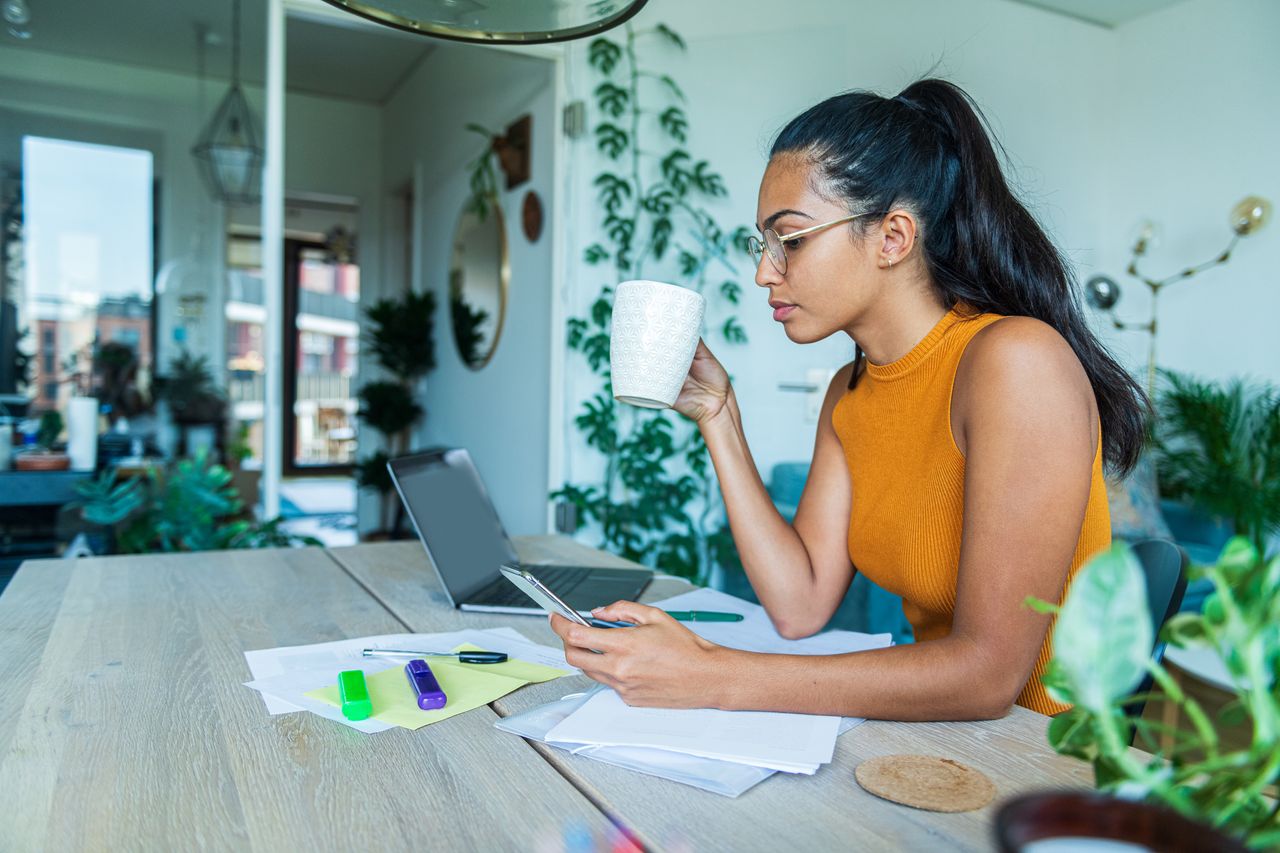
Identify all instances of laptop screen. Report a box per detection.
[389,449,520,604]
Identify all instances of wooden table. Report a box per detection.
[0,537,1095,851]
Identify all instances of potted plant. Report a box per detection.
[154,349,228,457]
[1015,538,1279,848]
[1152,369,1280,555]
[354,290,436,537]
[74,449,319,553]
[14,410,70,471]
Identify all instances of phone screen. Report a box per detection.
[499,565,592,627]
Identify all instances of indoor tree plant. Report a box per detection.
[552,21,751,583]
[1152,368,1280,554]
[354,289,436,536]
[1026,538,1280,848]
[155,349,227,424]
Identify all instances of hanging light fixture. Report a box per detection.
[192,0,263,205]
[317,0,649,44]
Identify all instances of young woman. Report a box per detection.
[549,79,1147,720]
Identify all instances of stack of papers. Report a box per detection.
[546,690,840,773]
[497,588,894,796]
[244,628,574,733]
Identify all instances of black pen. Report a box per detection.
[361,648,509,664]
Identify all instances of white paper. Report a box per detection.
[242,628,575,720]
[545,689,840,774]
[647,588,894,657]
[244,632,430,714]
[244,666,396,733]
[498,687,868,797]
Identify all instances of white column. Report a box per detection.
[261,0,285,520]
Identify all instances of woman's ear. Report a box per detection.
[878,209,919,268]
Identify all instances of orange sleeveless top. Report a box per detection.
[831,306,1111,715]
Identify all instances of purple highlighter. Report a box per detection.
[405,659,447,710]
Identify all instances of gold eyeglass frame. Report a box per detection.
[748,212,875,275]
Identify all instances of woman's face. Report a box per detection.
[753,154,879,343]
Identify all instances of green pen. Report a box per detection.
[665,610,744,622]
[590,610,744,628]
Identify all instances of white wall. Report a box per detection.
[381,45,557,537]
[556,0,1119,510]
[1100,0,1280,386]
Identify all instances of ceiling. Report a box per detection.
[1003,0,1189,28]
[1,0,434,103]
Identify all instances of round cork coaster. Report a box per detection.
[854,754,996,813]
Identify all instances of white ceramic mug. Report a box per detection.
[610,279,706,409]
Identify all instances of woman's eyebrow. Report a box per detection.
[761,208,813,231]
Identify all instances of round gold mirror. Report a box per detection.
[449,198,509,370]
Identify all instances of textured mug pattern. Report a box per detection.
[611,280,706,408]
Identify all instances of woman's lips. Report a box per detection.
[772,304,797,321]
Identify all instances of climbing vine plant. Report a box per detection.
[552,22,752,583]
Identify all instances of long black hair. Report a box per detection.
[771,78,1148,476]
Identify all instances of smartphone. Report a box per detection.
[498,564,593,627]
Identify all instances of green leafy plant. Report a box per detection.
[464,123,500,221]
[355,290,437,532]
[1027,539,1280,848]
[227,421,254,467]
[36,409,63,451]
[155,349,227,424]
[552,22,751,583]
[1153,369,1280,553]
[74,451,320,553]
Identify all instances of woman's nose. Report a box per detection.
[754,254,782,288]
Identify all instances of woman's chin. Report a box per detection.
[781,319,832,345]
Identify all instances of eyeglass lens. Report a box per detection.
[747,231,788,275]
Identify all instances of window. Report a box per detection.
[16,137,154,412]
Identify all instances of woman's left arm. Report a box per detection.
[550,318,1100,721]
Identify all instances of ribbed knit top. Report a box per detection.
[831,305,1111,716]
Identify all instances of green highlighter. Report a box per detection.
[338,670,373,720]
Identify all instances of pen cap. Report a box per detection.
[405,659,447,711]
[338,670,373,721]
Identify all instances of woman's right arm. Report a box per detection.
[677,342,856,638]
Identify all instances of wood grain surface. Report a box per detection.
[329,537,1098,852]
[0,547,611,852]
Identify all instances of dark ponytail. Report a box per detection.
[771,79,1148,476]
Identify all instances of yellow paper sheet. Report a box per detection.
[305,644,566,730]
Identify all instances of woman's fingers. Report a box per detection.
[549,613,623,652]
[590,600,672,625]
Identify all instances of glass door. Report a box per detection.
[283,239,359,474]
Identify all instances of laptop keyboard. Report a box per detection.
[479,565,592,607]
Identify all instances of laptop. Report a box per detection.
[388,448,653,614]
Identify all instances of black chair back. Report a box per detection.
[1124,538,1189,727]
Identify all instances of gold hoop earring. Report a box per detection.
[887,257,895,268]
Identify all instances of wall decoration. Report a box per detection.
[521,191,543,243]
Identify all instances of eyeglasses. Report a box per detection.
[747,212,874,275]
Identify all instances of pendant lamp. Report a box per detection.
[317,0,649,44]
[192,0,263,205]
